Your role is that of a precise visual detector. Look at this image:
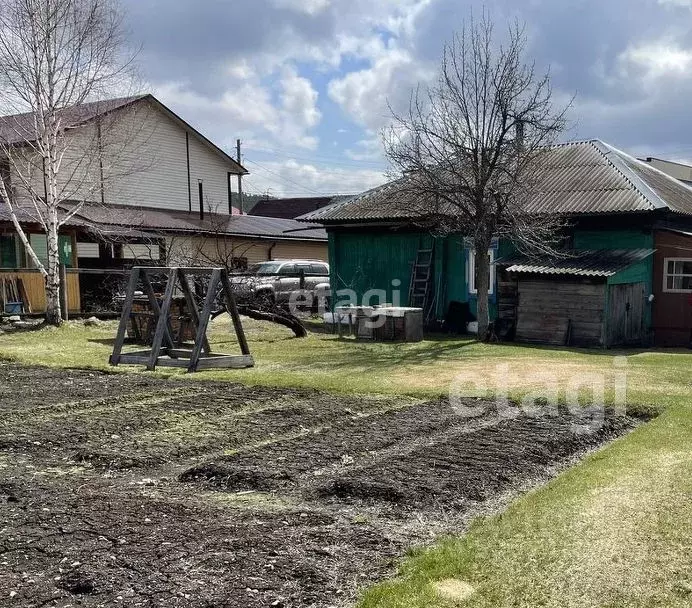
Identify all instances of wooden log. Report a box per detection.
[236,305,308,338]
[140,272,176,351]
[196,355,254,370]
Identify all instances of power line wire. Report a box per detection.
[251,145,387,168]
[244,158,325,195]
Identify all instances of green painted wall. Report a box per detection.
[329,230,476,318]
[573,229,653,251]
[328,227,656,328]
[574,228,654,332]
[329,230,422,307]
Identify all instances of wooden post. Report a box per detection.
[59,263,68,321]
[220,269,251,356]
[110,267,140,365]
[177,268,211,355]
[140,272,176,351]
[147,268,177,371]
[188,269,221,372]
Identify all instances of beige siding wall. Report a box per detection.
[122,243,161,260]
[11,122,102,206]
[271,241,327,261]
[102,102,191,211]
[77,242,100,258]
[11,99,237,214]
[167,236,327,267]
[188,132,231,214]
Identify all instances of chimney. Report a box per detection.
[515,120,525,149]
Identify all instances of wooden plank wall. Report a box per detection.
[515,279,606,347]
[0,271,80,313]
[607,282,646,347]
[498,273,518,321]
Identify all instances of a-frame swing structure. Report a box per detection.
[109,267,254,372]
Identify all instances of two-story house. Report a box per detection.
[0,95,327,314]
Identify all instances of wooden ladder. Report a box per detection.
[408,246,434,310]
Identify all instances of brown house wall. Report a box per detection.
[652,230,692,347]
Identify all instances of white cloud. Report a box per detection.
[345,135,384,161]
[278,67,322,149]
[245,159,386,197]
[658,0,692,6]
[619,42,692,78]
[272,0,331,15]
[154,64,323,152]
[328,48,434,130]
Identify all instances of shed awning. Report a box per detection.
[497,248,655,277]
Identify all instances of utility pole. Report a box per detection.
[236,139,244,215]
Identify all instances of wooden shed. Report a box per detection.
[498,249,655,348]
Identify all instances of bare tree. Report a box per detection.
[0,0,138,324]
[384,14,570,340]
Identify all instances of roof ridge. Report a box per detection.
[591,140,667,211]
[0,94,148,121]
[298,178,404,222]
[550,138,603,148]
[620,146,692,193]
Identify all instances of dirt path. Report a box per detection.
[0,363,640,607]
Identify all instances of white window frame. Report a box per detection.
[663,257,692,293]
[468,248,496,296]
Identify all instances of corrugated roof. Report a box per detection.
[59,202,327,241]
[0,203,89,228]
[299,139,692,223]
[498,248,655,277]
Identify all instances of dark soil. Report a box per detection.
[0,362,642,607]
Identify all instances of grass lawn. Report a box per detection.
[1,317,692,607]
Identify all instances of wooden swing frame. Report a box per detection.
[109,266,254,373]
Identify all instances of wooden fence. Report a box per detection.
[0,270,80,314]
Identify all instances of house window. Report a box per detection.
[468,248,496,295]
[663,258,692,293]
[28,234,74,268]
[0,234,18,268]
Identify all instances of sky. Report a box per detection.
[122,0,692,198]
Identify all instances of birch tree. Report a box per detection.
[384,14,570,340]
[0,0,137,324]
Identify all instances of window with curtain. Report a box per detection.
[468,249,496,295]
[664,258,692,292]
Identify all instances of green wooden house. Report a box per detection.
[299,140,692,348]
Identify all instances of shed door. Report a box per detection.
[608,282,646,346]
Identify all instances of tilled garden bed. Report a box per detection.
[0,363,642,607]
